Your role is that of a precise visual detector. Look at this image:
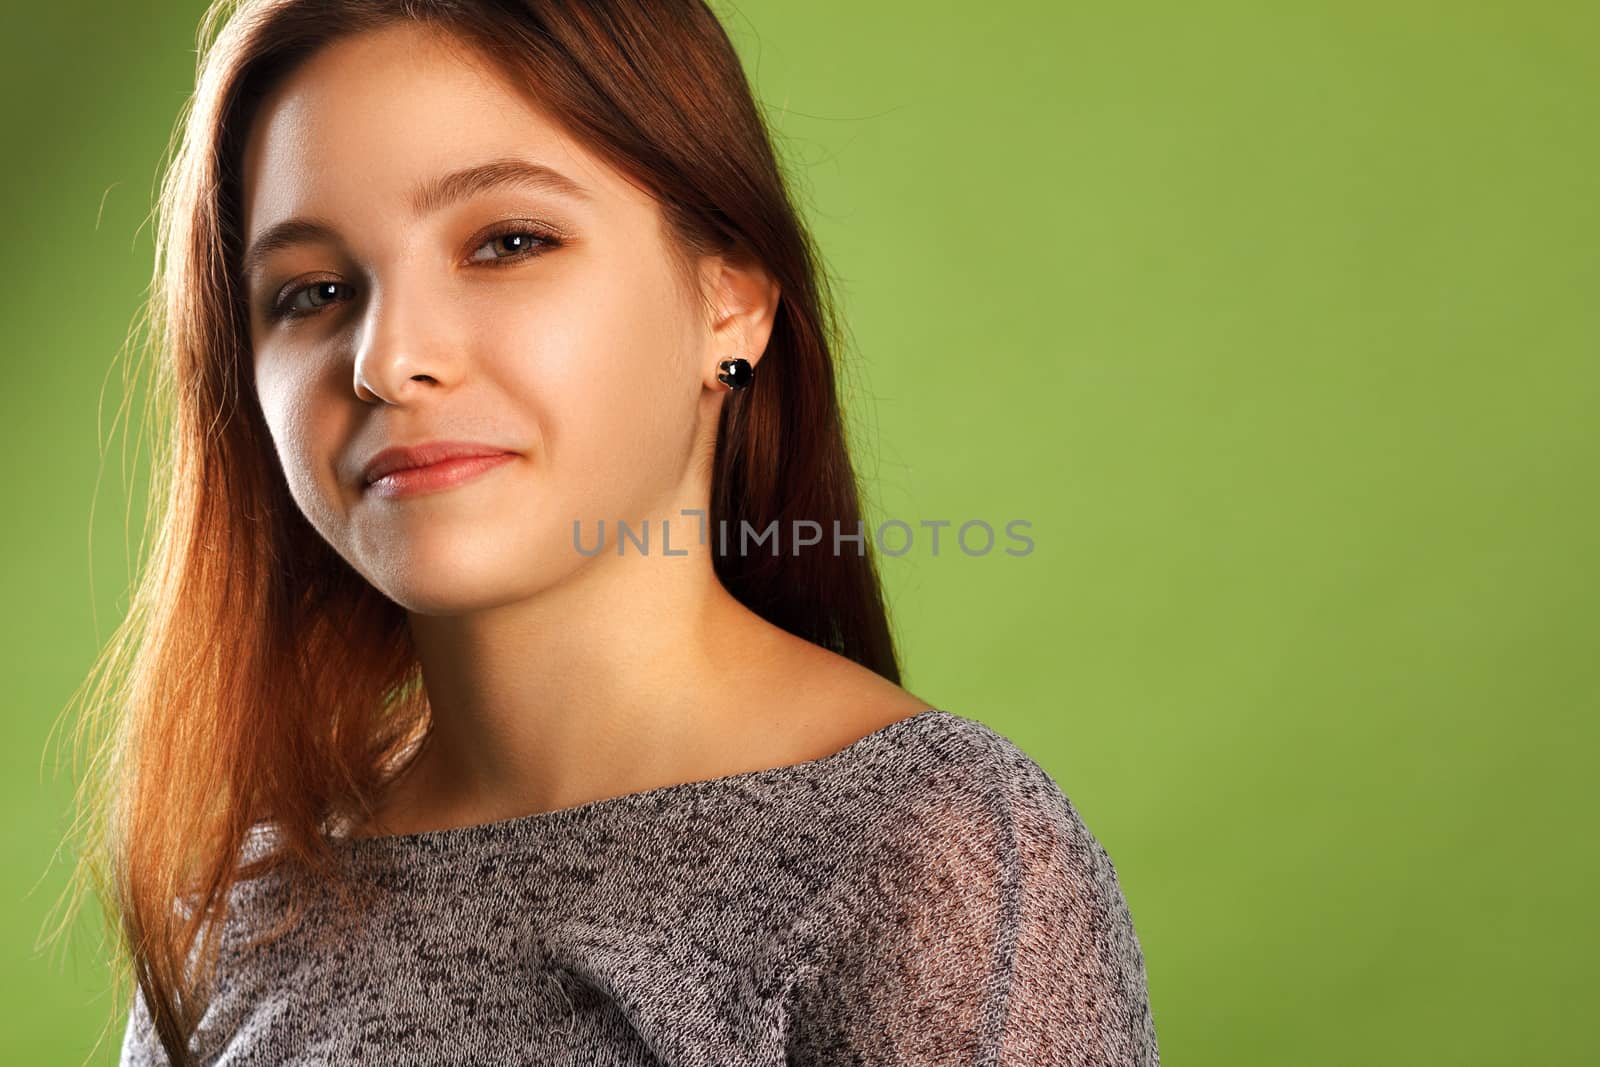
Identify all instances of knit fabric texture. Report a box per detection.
[119,708,1160,1065]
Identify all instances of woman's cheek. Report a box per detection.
[255,363,351,531]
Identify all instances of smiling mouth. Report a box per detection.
[363,452,517,499]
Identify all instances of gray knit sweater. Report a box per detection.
[119,708,1160,1065]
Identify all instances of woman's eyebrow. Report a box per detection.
[242,157,592,282]
[242,217,342,284]
[409,157,593,216]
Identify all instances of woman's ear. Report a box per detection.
[700,254,781,388]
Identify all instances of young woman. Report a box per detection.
[67,1,1159,1063]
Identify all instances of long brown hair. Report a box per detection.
[51,1,901,1062]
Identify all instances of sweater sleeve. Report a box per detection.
[119,983,162,1067]
[781,734,1160,1066]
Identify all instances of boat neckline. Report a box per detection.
[319,707,956,853]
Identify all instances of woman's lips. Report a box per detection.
[364,452,516,499]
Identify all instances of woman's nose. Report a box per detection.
[351,279,466,405]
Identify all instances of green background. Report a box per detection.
[4,1,1594,1062]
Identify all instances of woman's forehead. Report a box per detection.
[237,23,636,233]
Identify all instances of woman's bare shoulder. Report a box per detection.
[738,634,933,768]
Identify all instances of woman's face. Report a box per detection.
[239,23,742,613]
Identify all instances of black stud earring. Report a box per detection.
[716,357,754,391]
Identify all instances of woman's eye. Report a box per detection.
[468,228,554,264]
[273,280,353,320]
[266,228,556,322]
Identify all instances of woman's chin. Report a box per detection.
[381,578,532,617]
[362,548,580,617]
